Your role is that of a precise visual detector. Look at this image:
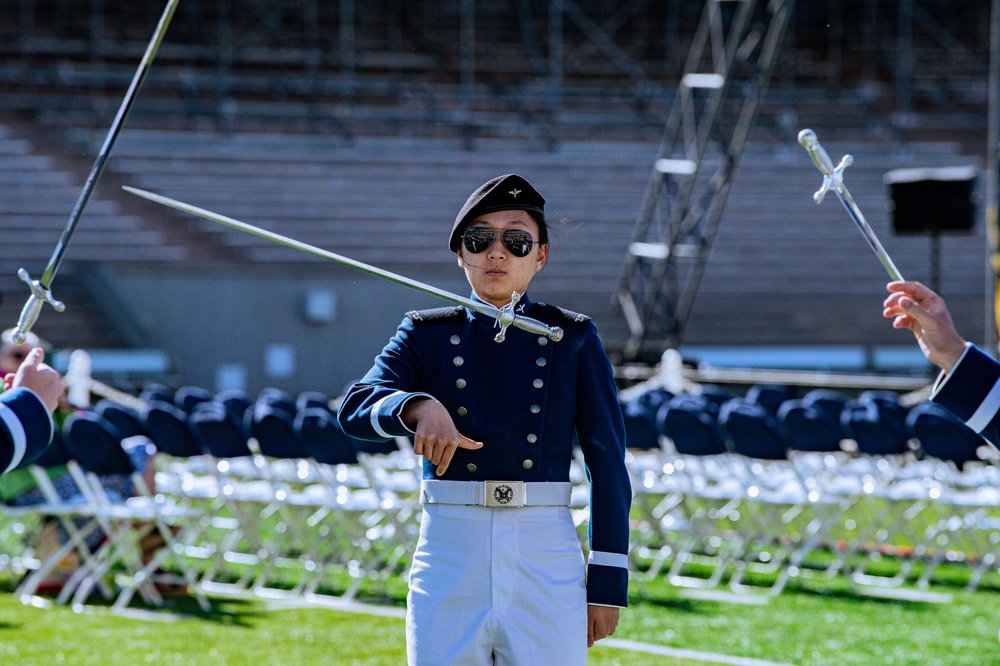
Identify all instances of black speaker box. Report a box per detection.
[885,166,977,235]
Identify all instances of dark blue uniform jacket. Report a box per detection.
[0,387,55,475]
[931,343,1000,449]
[339,293,631,607]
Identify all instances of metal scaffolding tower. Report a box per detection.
[613,0,794,362]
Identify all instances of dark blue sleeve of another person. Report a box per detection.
[930,344,1000,449]
[0,387,55,475]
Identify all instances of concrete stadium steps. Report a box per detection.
[102,129,651,262]
[0,122,189,349]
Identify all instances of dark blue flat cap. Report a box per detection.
[449,174,545,252]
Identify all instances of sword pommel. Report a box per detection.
[12,269,66,344]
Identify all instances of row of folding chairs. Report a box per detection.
[2,411,210,613]
[134,387,426,605]
[624,384,1000,602]
[0,383,424,613]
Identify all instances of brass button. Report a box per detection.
[522,459,534,469]
[456,406,468,416]
[453,356,464,367]
[536,358,546,367]
[526,433,538,444]
[537,337,548,346]
[532,378,544,389]
[530,404,540,414]
[450,335,461,345]
[466,463,477,473]
[456,378,467,389]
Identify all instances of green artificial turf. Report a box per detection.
[1,565,998,666]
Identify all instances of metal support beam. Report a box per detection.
[614,0,795,362]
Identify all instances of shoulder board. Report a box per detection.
[536,302,591,325]
[406,306,465,323]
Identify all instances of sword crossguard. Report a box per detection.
[493,292,522,343]
[12,268,66,344]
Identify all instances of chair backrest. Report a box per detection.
[632,387,674,417]
[296,390,332,413]
[777,399,843,453]
[621,399,660,450]
[658,399,728,456]
[95,399,147,440]
[719,398,790,461]
[802,388,849,426]
[840,399,910,456]
[745,383,792,416]
[139,382,174,405]
[189,401,252,459]
[696,383,736,409]
[247,402,306,459]
[295,407,359,465]
[859,389,909,433]
[29,427,71,468]
[906,401,984,469]
[257,387,297,416]
[215,388,254,422]
[174,385,216,414]
[141,399,203,457]
[62,410,134,476]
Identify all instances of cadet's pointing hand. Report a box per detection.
[6,347,63,413]
[402,397,483,476]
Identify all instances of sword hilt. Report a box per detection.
[12,269,65,344]
[493,292,564,343]
[798,128,854,204]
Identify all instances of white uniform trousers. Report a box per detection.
[406,503,588,665]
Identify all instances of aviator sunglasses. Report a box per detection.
[462,227,536,257]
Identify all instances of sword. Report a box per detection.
[797,129,904,281]
[10,0,181,344]
[122,186,564,343]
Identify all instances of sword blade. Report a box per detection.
[11,0,181,343]
[797,129,904,281]
[122,186,564,342]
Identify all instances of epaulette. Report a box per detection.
[536,302,591,325]
[406,306,465,323]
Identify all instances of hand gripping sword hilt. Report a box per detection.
[12,268,66,344]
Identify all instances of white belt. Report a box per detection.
[420,480,572,508]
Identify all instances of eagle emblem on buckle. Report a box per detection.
[493,484,514,505]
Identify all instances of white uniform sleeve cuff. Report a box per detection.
[588,550,629,569]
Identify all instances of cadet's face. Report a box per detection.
[457,210,548,308]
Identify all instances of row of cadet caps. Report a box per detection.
[620,383,987,471]
[49,383,397,470]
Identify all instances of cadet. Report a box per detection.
[339,174,631,664]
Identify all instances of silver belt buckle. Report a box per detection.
[483,481,524,508]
